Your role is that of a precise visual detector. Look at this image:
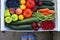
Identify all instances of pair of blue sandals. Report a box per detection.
[21,32,36,40]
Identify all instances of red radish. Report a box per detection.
[41,21,55,30]
[9,8,15,14]
[32,22,39,30]
[34,27,39,30]
[16,8,22,15]
[32,22,37,27]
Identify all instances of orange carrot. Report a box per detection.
[37,8,49,13]
[43,12,50,16]
[48,10,55,14]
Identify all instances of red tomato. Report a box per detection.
[26,0,34,1]
[26,0,35,9]
[23,9,32,18]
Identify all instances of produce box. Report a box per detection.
[1,0,58,32]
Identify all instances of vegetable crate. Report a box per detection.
[1,0,59,32]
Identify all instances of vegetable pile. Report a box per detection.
[41,21,55,30]
[4,0,55,30]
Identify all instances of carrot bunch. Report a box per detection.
[37,8,55,16]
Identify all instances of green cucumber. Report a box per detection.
[11,17,39,25]
[42,1,54,6]
[6,24,33,30]
[38,5,54,10]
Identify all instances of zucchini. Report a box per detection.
[38,5,54,10]
[6,24,33,30]
[10,17,39,25]
[42,1,54,6]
